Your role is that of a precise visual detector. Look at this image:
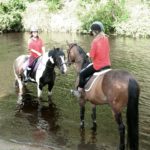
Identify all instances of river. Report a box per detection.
[0,32,149,150]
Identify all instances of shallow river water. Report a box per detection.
[0,32,149,150]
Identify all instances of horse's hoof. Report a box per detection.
[31,100,39,108]
[15,103,24,112]
[91,123,97,132]
[80,121,84,130]
[117,144,125,150]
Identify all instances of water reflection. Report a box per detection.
[15,91,61,144]
[78,130,98,150]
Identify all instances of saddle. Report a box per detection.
[84,69,111,92]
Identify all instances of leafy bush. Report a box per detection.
[78,0,128,33]
[46,0,63,12]
[0,0,26,32]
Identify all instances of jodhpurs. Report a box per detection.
[23,55,36,70]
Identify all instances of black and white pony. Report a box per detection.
[13,48,67,106]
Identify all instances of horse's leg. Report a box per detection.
[114,113,125,150]
[48,82,54,105]
[37,82,43,100]
[79,99,86,129]
[91,104,97,131]
[48,82,54,97]
[16,77,24,105]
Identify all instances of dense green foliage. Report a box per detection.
[46,0,62,12]
[0,0,26,32]
[78,0,128,33]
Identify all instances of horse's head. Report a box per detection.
[66,42,90,68]
[67,43,78,65]
[48,48,67,74]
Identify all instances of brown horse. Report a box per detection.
[67,43,140,150]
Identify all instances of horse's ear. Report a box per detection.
[55,48,60,51]
[49,56,54,64]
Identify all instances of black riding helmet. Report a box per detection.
[90,21,104,35]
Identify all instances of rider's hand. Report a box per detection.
[86,52,90,57]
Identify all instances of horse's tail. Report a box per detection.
[127,78,140,150]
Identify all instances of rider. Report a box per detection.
[72,21,111,98]
[24,26,45,81]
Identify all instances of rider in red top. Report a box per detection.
[24,27,45,81]
[72,21,111,98]
[28,37,44,58]
[90,31,111,70]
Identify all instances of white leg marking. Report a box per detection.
[37,82,42,98]
[48,91,52,96]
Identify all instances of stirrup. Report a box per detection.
[70,89,81,98]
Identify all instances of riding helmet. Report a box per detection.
[90,21,104,32]
[30,26,38,32]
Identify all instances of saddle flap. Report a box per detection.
[84,69,111,92]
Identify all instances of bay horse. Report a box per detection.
[13,48,67,107]
[67,43,140,150]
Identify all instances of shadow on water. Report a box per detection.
[15,90,61,138]
[77,129,112,150]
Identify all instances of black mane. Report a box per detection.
[76,44,91,69]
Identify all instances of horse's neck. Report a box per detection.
[75,55,90,73]
[74,56,83,73]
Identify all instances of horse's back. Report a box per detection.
[102,69,138,111]
[103,69,136,85]
[85,69,138,111]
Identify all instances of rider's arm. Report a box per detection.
[89,40,96,60]
[42,46,45,54]
[30,49,42,56]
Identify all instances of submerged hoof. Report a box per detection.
[91,122,97,132]
[117,144,125,150]
[15,103,24,112]
[80,121,84,130]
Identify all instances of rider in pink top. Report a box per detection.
[24,27,45,81]
[28,36,44,58]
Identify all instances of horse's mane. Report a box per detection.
[72,43,91,68]
[48,48,64,57]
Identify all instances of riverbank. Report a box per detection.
[23,0,150,38]
[114,0,150,38]
[23,0,81,33]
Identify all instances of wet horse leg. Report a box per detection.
[16,77,24,105]
[48,82,54,105]
[48,82,54,97]
[91,104,97,131]
[37,83,43,99]
[115,113,125,150]
[79,99,86,129]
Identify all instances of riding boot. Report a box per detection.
[24,67,31,82]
